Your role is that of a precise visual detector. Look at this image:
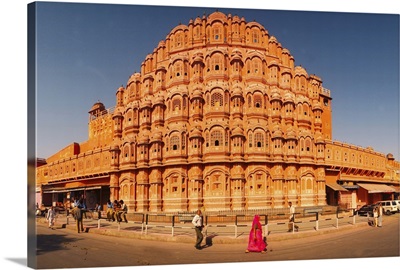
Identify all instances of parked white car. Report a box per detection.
[376,200,398,215]
[393,200,400,213]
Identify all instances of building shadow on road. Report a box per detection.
[37,232,81,256]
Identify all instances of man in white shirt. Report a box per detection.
[192,209,204,250]
[288,202,299,232]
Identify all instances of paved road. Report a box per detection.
[35,214,399,269]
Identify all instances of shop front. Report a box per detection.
[41,185,110,212]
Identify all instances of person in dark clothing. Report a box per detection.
[74,199,84,233]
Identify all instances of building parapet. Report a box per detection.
[89,106,115,121]
[321,87,330,97]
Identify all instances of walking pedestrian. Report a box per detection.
[46,206,56,229]
[373,206,378,227]
[245,215,267,253]
[378,203,383,227]
[288,201,299,232]
[192,209,204,250]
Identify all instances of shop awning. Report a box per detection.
[42,186,103,193]
[358,183,396,194]
[326,182,348,192]
[341,185,359,190]
[389,186,400,193]
[42,187,85,193]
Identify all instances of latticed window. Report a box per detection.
[253,31,259,43]
[170,136,180,150]
[213,27,221,40]
[181,133,186,150]
[182,97,187,108]
[124,146,129,158]
[252,60,260,74]
[211,55,223,71]
[211,92,223,107]
[255,132,264,148]
[305,139,311,152]
[248,133,253,147]
[211,130,223,146]
[254,95,262,108]
[173,98,181,111]
[175,34,182,47]
[175,63,182,77]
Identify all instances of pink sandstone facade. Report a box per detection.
[36,11,400,213]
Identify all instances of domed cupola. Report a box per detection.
[89,101,106,118]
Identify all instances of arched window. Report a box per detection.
[170,136,180,150]
[255,132,264,148]
[211,92,223,107]
[213,27,221,40]
[124,146,129,158]
[252,30,259,43]
[212,55,223,72]
[254,94,262,108]
[211,130,223,146]
[303,104,309,116]
[175,62,182,77]
[305,138,311,152]
[248,133,253,147]
[173,98,181,111]
[175,33,182,48]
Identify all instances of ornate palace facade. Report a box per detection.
[36,11,399,212]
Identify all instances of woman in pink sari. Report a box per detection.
[245,215,267,253]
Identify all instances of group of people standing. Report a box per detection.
[106,199,128,223]
[191,209,268,253]
[191,202,301,253]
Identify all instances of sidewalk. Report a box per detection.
[36,213,371,245]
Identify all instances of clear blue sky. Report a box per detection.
[35,2,399,160]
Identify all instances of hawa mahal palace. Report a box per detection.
[36,11,399,213]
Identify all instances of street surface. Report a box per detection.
[35,214,399,269]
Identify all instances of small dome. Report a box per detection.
[189,126,203,138]
[151,132,163,142]
[208,11,227,22]
[192,51,204,62]
[192,88,203,99]
[231,85,243,97]
[232,126,245,137]
[141,99,152,108]
[283,91,294,103]
[312,100,322,111]
[269,36,278,43]
[286,129,296,139]
[272,125,283,138]
[89,101,105,114]
[294,66,308,77]
[154,95,165,105]
[270,88,281,101]
[138,134,150,145]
